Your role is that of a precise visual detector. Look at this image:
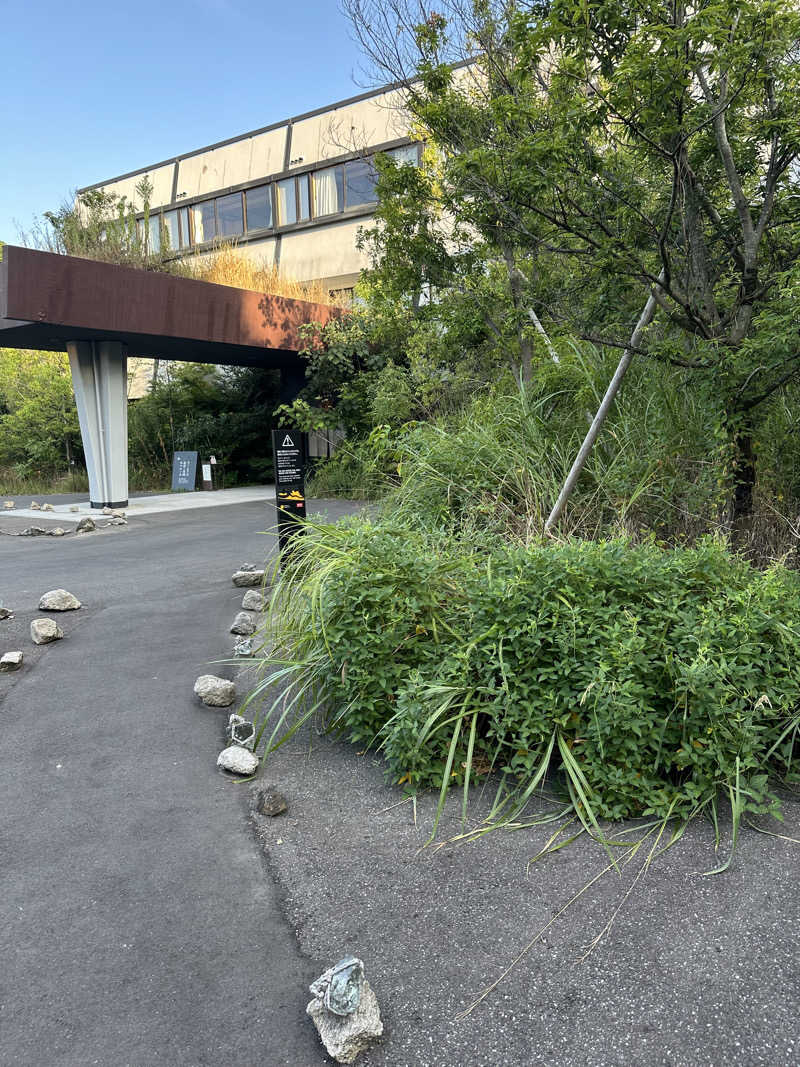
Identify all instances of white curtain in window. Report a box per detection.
[314,167,339,216]
[191,205,206,244]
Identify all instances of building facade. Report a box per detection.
[80,82,417,297]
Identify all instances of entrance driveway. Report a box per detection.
[0,498,351,1067]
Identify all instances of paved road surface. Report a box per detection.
[0,499,351,1067]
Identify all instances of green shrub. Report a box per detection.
[253,521,800,850]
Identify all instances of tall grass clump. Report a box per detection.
[186,243,339,306]
[311,351,730,547]
[250,519,800,859]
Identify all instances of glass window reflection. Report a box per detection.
[245,185,272,231]
[216,192,244,238]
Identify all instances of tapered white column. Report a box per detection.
[67,340,129,508]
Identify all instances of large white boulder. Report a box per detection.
[216,745,259,775]
[31,619,64,645]
[193,675,236,707]
[38,589,81,611]
[241,589,267,612]
[232,570,265,587]
[230,612,256,636]
[0,651,23,672]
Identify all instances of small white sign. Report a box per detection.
[210,455,217,464]
[202,464,212,481]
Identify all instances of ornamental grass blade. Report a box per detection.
[557,731,620,873]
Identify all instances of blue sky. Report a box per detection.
[0,0,369,244]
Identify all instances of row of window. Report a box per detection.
[140,144,419,253]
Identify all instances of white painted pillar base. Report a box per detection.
[67,340,129,508]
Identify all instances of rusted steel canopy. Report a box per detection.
[0,245,340,368]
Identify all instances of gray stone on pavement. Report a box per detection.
[241,589,267,612]
[233,637,253,657]
[39,589,82,611]
[256,787,287,817]
[217,745,259,775]
[40,503,54,512]
[193,674,236,707]
[75,517,96,533]
[232,570,265,587]
[230,611,256,636]
[307,967,383,1064]
[31,618,64,645]
[3,500,15,509]
[48,527,66,537]
[0,651,23,672]
[30,501,41,510]
[0,607,14,620]
[19,526,47,537]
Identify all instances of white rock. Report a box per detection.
[217,745,259,775]
[0,651,23,672]
[307,974,383,1064]
[241,589,267,612]
[106,518,127,526]
[232,570,265,587]
[69,505,79,513]
[40,503,54,512]
[102,506,112,515]
[48,527,66,537]
[193,674,236,707]
[3,501,15,510]
[39,589,81,611]
[31,618,64,645]
[29,501,41,510]
[111,509,126,518]
[230,611,257,635]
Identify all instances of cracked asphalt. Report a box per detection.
[2,494,799,1066]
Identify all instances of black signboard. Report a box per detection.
[271,428,306,558]
[171,451,198,492]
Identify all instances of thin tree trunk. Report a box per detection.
[544,272,665,534]
[730,418,756,548]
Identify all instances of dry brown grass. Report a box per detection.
[183,242,341,306]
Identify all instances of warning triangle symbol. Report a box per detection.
[282,434,294,447]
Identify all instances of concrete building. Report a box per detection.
[79,82,419,297]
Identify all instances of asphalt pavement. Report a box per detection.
[2,496,799,1067]
[0,496,352,1067]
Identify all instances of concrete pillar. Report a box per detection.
[67,340,129,508]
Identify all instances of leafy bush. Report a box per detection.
[252,521,800,854]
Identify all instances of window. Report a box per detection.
[147,214,161,253]
[386,144,419,166]
[245,185,272,231]
[163,206,190,251]
[344,159,378,208]
[276,178,297,226]
[216,192,244,238]
[313,165,343,217]
[297,175,310,221]
[191,200,216,243]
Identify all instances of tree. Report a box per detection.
[0,349,83,474]
[345,0,800,536]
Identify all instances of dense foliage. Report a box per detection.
[0,349,83,482]
[255,518,800,852]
